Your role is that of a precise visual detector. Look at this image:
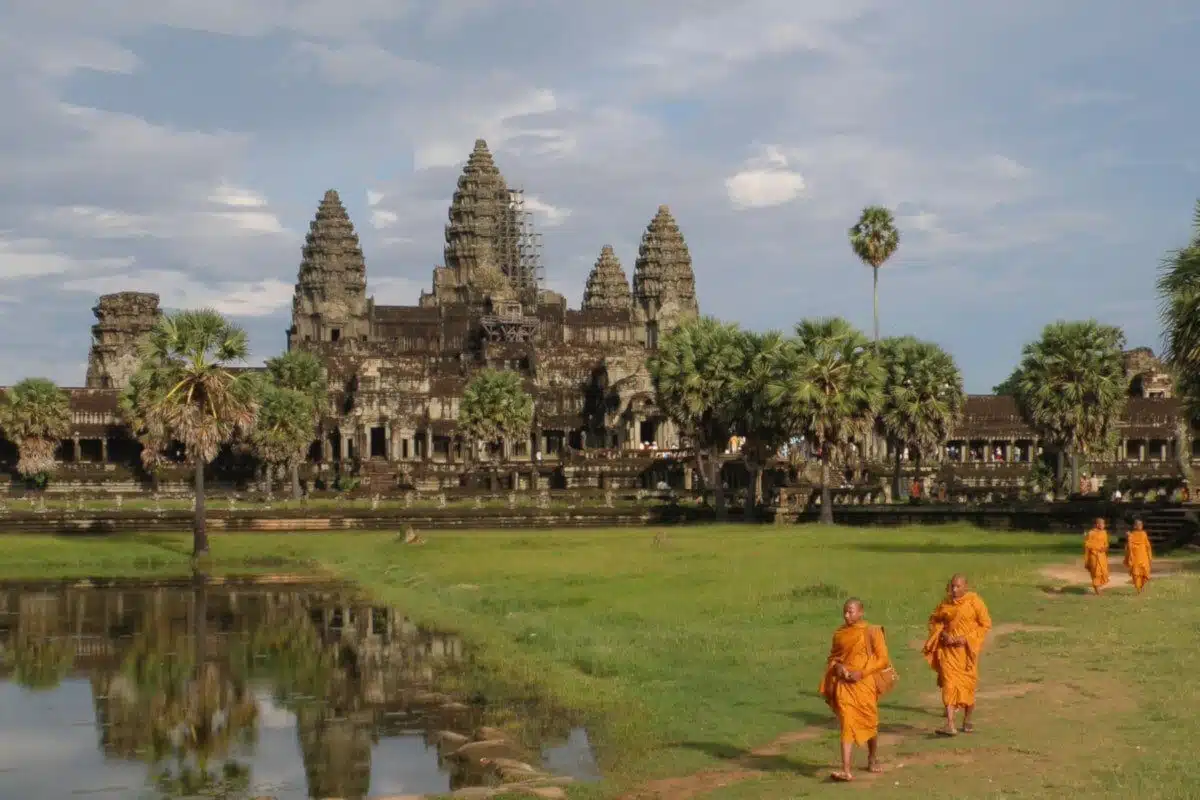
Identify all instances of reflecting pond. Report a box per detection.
[0,577,600,799]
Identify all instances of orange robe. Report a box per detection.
[922,591,991,707]
[1123,530,1153,591]
[818,622,891,744]
[1083,528,1110,589]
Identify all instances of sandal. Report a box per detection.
[830,771,854,782]
[962,723,975,734]
[867,762,884,773]
[935,727,958,737]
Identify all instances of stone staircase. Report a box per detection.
[356,460,397,490]
[1118,507,1199,550]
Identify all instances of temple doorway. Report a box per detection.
[370,427,387,459]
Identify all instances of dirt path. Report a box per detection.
[1039,558,1185,590]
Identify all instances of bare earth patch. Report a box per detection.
[920,681,1040,706]
[615,768,762,800]
[1040,558,1185,590]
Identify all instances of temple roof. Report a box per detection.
[443,139,521,283]
[581,245,632,312]
[632,205,698,312]
[296,189,366,286]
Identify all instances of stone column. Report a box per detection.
[424,428,433,462]
[1139,441,1146,462]
[322,435,333,463]
[339,430,350,461]
[71,435,80,463]
[959,442,968,463]
[384,423,394,461]
[100,438,109,463]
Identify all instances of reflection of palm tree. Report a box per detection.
[145,573,258,799]
[12,592,73,691]
[13,636,73,690]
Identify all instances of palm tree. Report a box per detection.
[1013,320,1128,494]
[650,317,746,520]
[250,385,317,498]
[0,377,71,481]
[261,350,327,497]
[129,310,259,556]
[457,369,534,463]
[732,330,793,515]
[878,337,966,500]
[768,318,884,524]
[1157,199,1200,409]
[849,206,901,344]
[119,371,170,485]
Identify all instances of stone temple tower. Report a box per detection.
[421,139,531,308]
[631,205,699,348]
[85,292,161,389]
[581,245,633,312]
[288,189,371,348]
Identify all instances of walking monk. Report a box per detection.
[819,598,894,782]
[1083,517,1111,595]
[922,574,992,736]
[1123,518,1153,593]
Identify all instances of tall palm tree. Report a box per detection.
[732,330,793,515]
[250,385,317,498]
[1013,320,1128,494]
[119,371,170,483]
[878,336,966,499]
[849,206,901,344]
[768,318,883,524]
[260,350,327,497]
[1157,199,1200,409]
[457,368,534,462]
[129,310,259,556]
[650,317,746,520]
[0,377,71,480]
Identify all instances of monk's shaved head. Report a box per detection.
[845,597,864,611]
[950,574,967,585]
[948,574,968,600]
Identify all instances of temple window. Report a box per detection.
[330,328,341,342]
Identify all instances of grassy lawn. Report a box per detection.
[1,525,1196,799]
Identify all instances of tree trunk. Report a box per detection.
[892,442,903,503]
[872,265,880,344]
[193,460,209,556]
[290,462,302,499]
[751,464,763,518]
[820,457,834,524]
[262,463,273,495]
[1070,450,1080,497]
[711,445,727,521]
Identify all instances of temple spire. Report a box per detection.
[443,139,521,285]
[582,245,632,312]
[632,204,699,319]
[288,188,369,346]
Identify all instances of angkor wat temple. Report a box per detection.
[0,139,1194,494]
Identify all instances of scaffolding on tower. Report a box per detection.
[502,188,544,292]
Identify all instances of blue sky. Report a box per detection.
[0,0,1197,392]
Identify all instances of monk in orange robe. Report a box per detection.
[1123,518,1153,593]
[1083,517,1111,595]
[922,574,992,735]
[818,598,892,781]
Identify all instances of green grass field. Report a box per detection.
[1,525,1196,799]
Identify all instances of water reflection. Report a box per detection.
[0,576,598,799]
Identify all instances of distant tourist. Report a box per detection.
[1083,518,1111,596]
[1123,518,1153,594]
[922,574,992,736]
[910,478,922,502]
[818,598,894,782]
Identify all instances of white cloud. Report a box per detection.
[521,195,570,227]
[371,209,399,229]
[366,190,385,206]
[725,145,807,210]
[0,237,133,279]
[63,271,294,317]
